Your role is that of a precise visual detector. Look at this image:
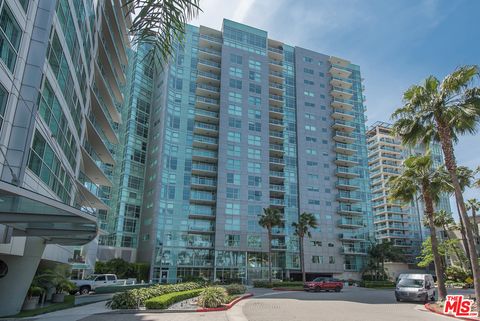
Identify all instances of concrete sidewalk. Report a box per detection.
[12,301,111,321]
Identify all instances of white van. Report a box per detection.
[395,274,435,302]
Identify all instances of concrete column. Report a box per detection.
[0,237,46,317]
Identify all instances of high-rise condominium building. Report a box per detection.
[366,121,451,263]
[136,19,372,283]
[0,0,130,316]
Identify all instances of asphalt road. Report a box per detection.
[77,287,475,321]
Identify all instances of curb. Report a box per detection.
[424,303,479,321]
[196,293,254,312]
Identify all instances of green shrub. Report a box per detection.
[253,280,273,288]
[108,282,203,309]
[360,280,395,288]
[272,281,303,288]
[225,284,246,295]
[198,287,228,308]
[144,289,204,309]
[95,284,151,294]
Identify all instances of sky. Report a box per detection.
[189,0,480,219]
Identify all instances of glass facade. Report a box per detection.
[136,20,372,283]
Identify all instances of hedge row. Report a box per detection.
[359,280,396,288]
[95,284,150,294]
[145,289,204,309]
[253,280,304,288]
[108,282,204,309]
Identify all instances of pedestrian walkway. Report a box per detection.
[15,301,110,321]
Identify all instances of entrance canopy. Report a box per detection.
[0,181,98,245]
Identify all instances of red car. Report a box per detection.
[304,277,344,292]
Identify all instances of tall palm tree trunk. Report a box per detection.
[472,207,479,241]
[300,235,306,283]
[458,202,472,269]
[268,230,273,286]
[443,223,466,270]
[437,121,480,308]
[423,189,447,301]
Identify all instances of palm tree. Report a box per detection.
[366,241,404,280]
[126,0,201,65]
[466,199,480,240]
[292,212,318,283]
[433,210,467,270]
[259,207,283,285]
[388,154,452,301]
[391,65,480,306]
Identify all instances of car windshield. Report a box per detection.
[398,278,423,288]
[312,278,326,282]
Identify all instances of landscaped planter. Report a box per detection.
[52,293,66,303]
[22,297,39,311]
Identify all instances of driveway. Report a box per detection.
[76,287,474,321]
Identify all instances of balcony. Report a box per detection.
[270,198,285,207]
[195,108,219,124]
[332,120,356,132]
[331,87,354,100]
[269,94,284,103]
[194,122,218,136]
[189,205,216,220]
[331,97,354,111]
[337,191,361,203]
[344,264,359,271]
[376,231,411,239]
[191,176,217,190]
[198,46,221,60]
[331,76,353,89]
[269,82,284,94]
[334,154,358,167]
[270,184,285,194]
[199,33,222,46]
[193,134,218,149]
[197,70,221,84]
[197,58,221,74]
[196,83,220,99]
[332,109,355,122]
[268,46,283,59]
[269,70,284,81]
[188,225,215,234]
[196,96,220,111]
[269,106,284,118]
[333,131,355,144]
[335,167,360,178]
[329,64,352,78]
[336,179,359,191]
[269,130,284,143]
[334,142,356,155]
[375,223,409,231]
[192,162,217,176]
[341,246,368,255]
[192,148,217,162]
[269,157,285,170]
[269,170,285,183]
[269,118,285,130]
[338,218,364,229]
[338,205,363,216]
[190,190,216,204]
[339,233,366,241]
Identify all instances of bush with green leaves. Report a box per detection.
[145,289,204,309]
[225,284,246,295]
[197,287,228,308]
[108,282,203,309]
[253,280,303,288]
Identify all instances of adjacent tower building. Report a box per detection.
[0,0,130,315]
[366,121,452,262]
[137,19,371,283]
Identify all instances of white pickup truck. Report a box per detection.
[72,274,118,295]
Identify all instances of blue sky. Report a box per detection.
[190,0,480,218]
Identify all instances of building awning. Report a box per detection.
[0,181,98,246]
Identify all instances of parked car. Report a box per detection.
[395,273,435,302]
[71,274,118,295]
[304,277,343,292]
